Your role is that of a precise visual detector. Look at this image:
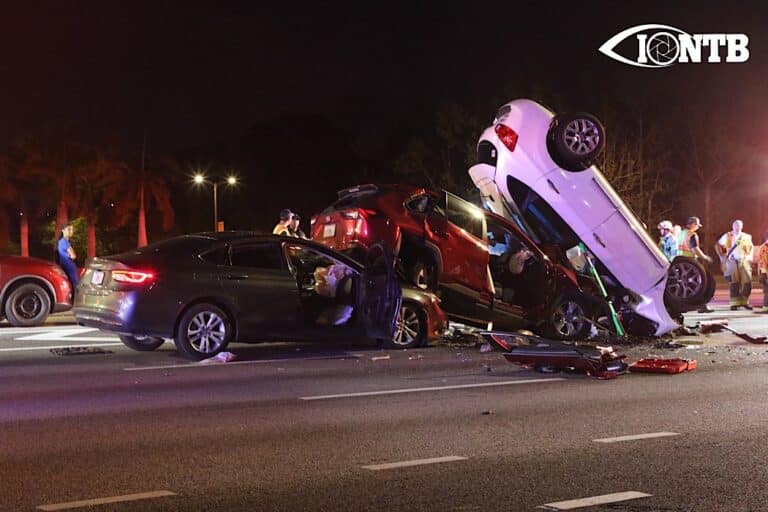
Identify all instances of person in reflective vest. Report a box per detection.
[757,230,768,314]
[678,216,712,263]
[679,216,714,313]
[657,220,678,261]
[715,219,754,310]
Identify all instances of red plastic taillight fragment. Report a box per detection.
[494,123,518,152]
[111,270,156,285]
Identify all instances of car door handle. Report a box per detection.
[547,179,560,194]
[592,233,606,248]
[226,274,247,280]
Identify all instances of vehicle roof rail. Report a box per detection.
[336,184,379,199]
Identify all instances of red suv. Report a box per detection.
[0,255,73,327]
[311,184,593,339]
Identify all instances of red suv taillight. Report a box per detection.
[495,123,518,152]
[111,270,156,285]
[342,209,376,239]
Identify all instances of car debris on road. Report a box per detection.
[629,358,697,374]
[696,319,768,344]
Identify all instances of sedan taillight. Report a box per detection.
[111,270,156,285]
[495,123,518,152]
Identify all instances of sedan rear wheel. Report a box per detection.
[119,334,165,352]
[175,304,232,360]
[4,283,51,327]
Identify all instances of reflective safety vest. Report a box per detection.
[679,229,696,258]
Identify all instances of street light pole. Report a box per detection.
[193,172,238,233]
[213,181,218,232]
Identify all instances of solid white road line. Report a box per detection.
[123,354,361,371]
[539,491,652,510]
[36,490,176,511]
[300,378,565,401]
[17,328,99,340]
[593,432,680,444]
[0,343,123,352]
[362,456,467,471]
[0,325,84,336]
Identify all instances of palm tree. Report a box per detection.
[106,161,175,247]
[0,155,18,253]
[75,154,126,259]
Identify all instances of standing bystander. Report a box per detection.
[272,209,293,236]
[657,220,678,261]
[57,224,79,290]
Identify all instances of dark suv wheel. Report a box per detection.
[543,294,591,340]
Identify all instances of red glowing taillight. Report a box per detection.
[111,270,156,285]
[494,124,518,152]
[341,209,376,238]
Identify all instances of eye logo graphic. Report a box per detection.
[599,24,749,68]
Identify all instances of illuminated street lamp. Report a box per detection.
[192,172,239,232]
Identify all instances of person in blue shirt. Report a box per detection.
[57,224,79,289]
[657,220,678,261]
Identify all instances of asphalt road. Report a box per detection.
[1,305,767,511]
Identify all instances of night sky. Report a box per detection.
[1,1,766,237]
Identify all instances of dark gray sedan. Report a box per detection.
[74,233,403,359]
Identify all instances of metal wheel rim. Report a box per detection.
[393,305,421,346]
[187,310,227,354]
[15,292,43,319]
[667,261,703,299]
[563,119,600,155]
[552,301,585,338]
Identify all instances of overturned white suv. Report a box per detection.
[468,98,713,336]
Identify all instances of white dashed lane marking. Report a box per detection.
[593,432,680,443]
[36,490,176,510]
[300,378,566,401]
[0,343,123,352]
[538,491,652,510]
[362,456,467,471]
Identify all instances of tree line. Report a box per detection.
[1,93,763,261]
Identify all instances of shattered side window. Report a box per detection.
[506,175,578,248]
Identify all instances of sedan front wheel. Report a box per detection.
[383,302,426,349]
